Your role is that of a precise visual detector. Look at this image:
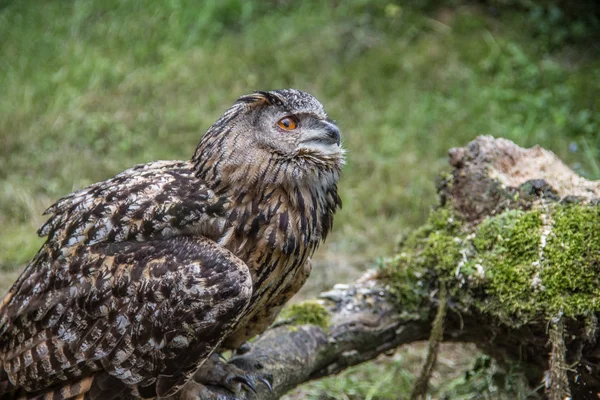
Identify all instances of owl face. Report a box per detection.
[237,89,343,160]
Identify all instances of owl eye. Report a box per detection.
[277,116,298,131]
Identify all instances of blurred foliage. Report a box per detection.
[0,0,599,398]
[405,0,600,51]
[437,355,536,400]
[491,0,599,51]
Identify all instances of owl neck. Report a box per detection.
[192,129,342,261]
[218,173,341,283]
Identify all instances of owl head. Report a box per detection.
[193,89,344,188]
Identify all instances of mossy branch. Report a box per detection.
[191,136,600,400]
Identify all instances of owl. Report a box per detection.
[0,89,343,399]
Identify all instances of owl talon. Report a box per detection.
[225,375,256,393]
[225,374,272,394]
[257,376,273,392]
[191,354,271,395]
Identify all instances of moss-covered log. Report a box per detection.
[195,136,600,400]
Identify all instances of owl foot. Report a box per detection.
[187,353,272,397]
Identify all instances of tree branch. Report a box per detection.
[198,279,433,399]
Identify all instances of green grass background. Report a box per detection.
[1,0,598,398]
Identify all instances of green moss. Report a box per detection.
[473,210,522,252]
[480,204,600,320]
[426,207,463,233]
[421,231,463,277]
[279,300,330,330]
[541,205,600,316]
[479,210,544,323]
[381,252,428,315]
[383,203,600,328]
[382,207,466,314]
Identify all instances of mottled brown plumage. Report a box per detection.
[0,89,343,399]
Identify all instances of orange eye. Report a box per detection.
[277,116,298,131]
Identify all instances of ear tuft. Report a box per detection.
[236,91,284,108]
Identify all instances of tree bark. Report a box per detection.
[196,136,600,400]
[198,278,434,400]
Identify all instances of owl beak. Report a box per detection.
[320,120,341,146]
[298,120,341,151]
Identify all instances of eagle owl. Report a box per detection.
[0,89,343,399]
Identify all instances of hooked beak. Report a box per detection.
[298,120,341,152]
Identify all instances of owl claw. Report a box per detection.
[191,354,271,395]
[224,374,272,394]
[257,376,273,392]
[225,375,256,393]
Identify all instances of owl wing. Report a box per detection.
[0,235,252,399]
[37,160,227,251]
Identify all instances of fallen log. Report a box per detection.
[198,136,600,400]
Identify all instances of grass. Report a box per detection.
[0,0,599,398]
